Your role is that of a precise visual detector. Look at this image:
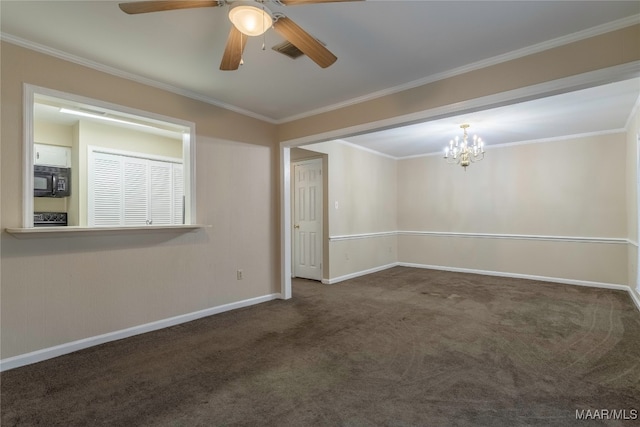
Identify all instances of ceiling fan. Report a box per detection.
[118,0,362,71]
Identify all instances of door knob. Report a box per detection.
[294,224,300,229]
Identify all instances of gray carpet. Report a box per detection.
[1,267,639,426]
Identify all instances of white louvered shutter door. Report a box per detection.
[123,157,149,226]
[172,164,184,225]
[149,160,172,225]
[90,152,123,226]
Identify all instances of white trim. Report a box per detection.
[397,129,628,160]
[23,85,35,227]
[281,15,640,123]
[5,224,208,238]
[281,146,292,299]
[399,231,626,245]
[630,289,640,311]
[327,230,626,245]
[399,262,640,312]
[333,139,398,160]
[183,131,196,225]
[0,293,280,372]
[317,260,640,310]
[476,129,628,152]
[329,231,397,242]
[321,263,399,285]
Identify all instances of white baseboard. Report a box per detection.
[322,262,639,311]
[0,293,280,372]
[628,288,640,311]
[322,262,400,284]
[400,262,640,312]
[4,263,637,372]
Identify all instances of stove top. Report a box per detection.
[34,212,68,227]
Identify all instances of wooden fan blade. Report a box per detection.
[220,26,248,71]
[272,17,337,68]
[119,1,219,15]
[280,0,363,4]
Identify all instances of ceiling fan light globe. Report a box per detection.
[229,5,272,37]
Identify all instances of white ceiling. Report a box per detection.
[342,78,640,158]
[2,1,640,156]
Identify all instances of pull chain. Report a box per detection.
[261,5,266,50]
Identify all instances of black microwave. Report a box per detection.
[34,165,71,198]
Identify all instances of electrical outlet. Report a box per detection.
[236,269,243,280]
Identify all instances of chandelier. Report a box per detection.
[444,124,485,170]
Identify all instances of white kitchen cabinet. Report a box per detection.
[34,143,71,167]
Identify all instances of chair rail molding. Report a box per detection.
[328,230,627,245]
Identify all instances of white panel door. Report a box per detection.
[293,159,323,281]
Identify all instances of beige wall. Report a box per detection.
[399,135,626,237]
[297,133,629,286]
[77,120,182,159]
[1,42,279,360]
[2,21,639,364]
[397,134,627,285]
[301,141,397,280]
[34,121,73,147]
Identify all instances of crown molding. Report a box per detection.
[0,32,278,124]
[3,14,638,126]
[333,139,398,160]
[395,129,628,161]
[277,15,640,124]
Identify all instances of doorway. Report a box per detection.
[292,158,323,281]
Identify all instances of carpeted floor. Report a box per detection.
[1,267,639,426]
